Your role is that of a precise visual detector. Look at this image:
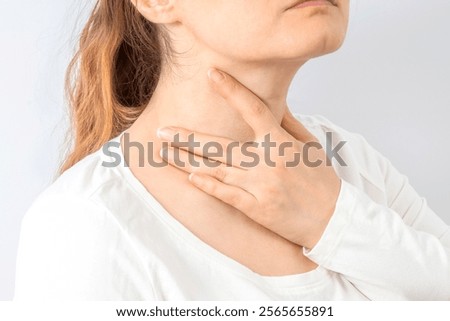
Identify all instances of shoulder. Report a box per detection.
[19,143,127,255]
[292,112,398,207]
[42,143,122,201]
[25,135,130,219]
[19,140,131,255]
[294,114,450,243]
[15,143,156,300]
[292,112,389,175]
[292,113,381,155]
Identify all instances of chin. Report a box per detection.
[277,10,348,59]
[214,27,346,63]
[312,34,346,57]
[279,28,347,61]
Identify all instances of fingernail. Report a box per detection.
[208,68,224,82]
[157,127,176,140]
[189,172,200,184]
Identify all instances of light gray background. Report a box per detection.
[1,0,449,300]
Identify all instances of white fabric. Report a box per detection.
[14,113,450,300]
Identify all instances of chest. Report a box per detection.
[131,162,318,277]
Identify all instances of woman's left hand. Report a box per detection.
[157,68,342,249]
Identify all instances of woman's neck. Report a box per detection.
[138,56,305,143]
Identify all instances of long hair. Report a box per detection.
[59,0,168,173]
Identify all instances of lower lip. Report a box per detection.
[292,0,333,9]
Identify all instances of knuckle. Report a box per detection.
[258,175,281,195]
[249,101,266,116]
[263,184,278,196]
[239,196,255,214]
[210,166,227,182]
[227,79,238,92]
[206,179,218,194]
[228,193,243,207]
[222,79,238,96]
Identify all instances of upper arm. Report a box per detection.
[14,193,156,300]
[381,152,450,247]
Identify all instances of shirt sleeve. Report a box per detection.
[303,132,450,300]
[14,193,157,301]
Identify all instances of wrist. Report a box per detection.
[303,179,341,250]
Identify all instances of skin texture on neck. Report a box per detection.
[138,55,306,144]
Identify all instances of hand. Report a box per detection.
[157,68,342,249]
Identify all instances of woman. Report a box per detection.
[14,0,450,300]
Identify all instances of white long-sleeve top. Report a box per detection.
[14,113,450,300]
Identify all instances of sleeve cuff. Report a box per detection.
[303,179,358,265]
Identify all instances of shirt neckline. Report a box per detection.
[107,117,330,290]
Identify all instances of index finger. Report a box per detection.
[208,68,280,139]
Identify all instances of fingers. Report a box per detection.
[281,108,319,144]
[208,68,280,139]
[188,172,256,214]
[157,127,258,169]
[160,146,247,188]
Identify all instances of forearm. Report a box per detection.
[303,179,450,300]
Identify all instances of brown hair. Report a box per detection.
[59,0,168,173]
